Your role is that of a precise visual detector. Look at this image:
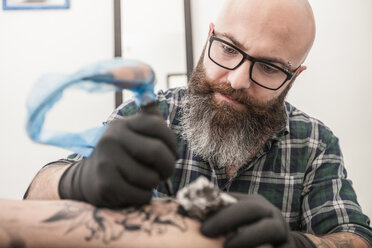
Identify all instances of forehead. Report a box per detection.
[215,0,310,65]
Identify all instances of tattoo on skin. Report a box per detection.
[310,233,371,248]
[8,234,26,248]
[42,199,188,245]
[0,228,27,248]
[311,238,333,248]
[327,236,353,248]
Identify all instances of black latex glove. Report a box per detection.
[59,103,178,208]
[201,193,316,248]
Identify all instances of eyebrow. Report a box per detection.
[220,32,291,70]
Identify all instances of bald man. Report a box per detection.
[26,0,372,247]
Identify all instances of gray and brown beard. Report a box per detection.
[180,55,292,170]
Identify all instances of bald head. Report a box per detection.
[215,0,316,66]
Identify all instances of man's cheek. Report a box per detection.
[204,60,226,81]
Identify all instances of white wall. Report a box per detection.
[0,0,187,200]
[0,0,116,199]
[292,0,372,218]
[0,0,371,221]
[122,0,187,92]
[191,0,372,218]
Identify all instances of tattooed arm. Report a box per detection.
[304,232,371,248]
[0,198,224,248]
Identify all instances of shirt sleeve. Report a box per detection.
[106,98,140,123]
[301,131,372,244]
[104,88,176,123]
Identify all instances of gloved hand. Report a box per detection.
[201,193,316,248]
[59,103,179,208]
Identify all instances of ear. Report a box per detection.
[296,65,307,77]
[208,22,215,35]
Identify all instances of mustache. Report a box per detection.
[209,83,252,106]
[190,78,269,111]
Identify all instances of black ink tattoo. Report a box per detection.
[43,200,188,245]
[311,233,371,248]
[1,229,27,248]
[328,236,353,248]
[327,234,371,248]
[8,238,26,248]
[312,238,333,248]
[9,240,26,248]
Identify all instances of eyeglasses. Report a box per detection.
[208,34,301,91]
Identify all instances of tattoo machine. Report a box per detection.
[26,58,174,196]
[176,176,237,220]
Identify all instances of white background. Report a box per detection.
[0,0,371,220]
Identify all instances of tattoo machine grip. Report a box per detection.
[141,102,175,197]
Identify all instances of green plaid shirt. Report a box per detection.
[107,87,371,243]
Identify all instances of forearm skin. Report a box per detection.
[305,232,371,248]
[0,198,224,248]
[24,163,72,200]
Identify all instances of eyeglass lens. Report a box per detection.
[209,38,288,89]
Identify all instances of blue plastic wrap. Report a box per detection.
[26,58,156,157]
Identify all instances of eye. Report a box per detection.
[261,64,279,74]
[222,44,238,55]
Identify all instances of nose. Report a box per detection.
[227,60,253,90]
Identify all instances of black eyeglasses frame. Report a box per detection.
[208,35,301,91]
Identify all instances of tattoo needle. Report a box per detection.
[164,179,174,196]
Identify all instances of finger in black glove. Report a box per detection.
[201,193,315,248]
[59,103,178,208]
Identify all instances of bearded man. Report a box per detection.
[25,0,372,247]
